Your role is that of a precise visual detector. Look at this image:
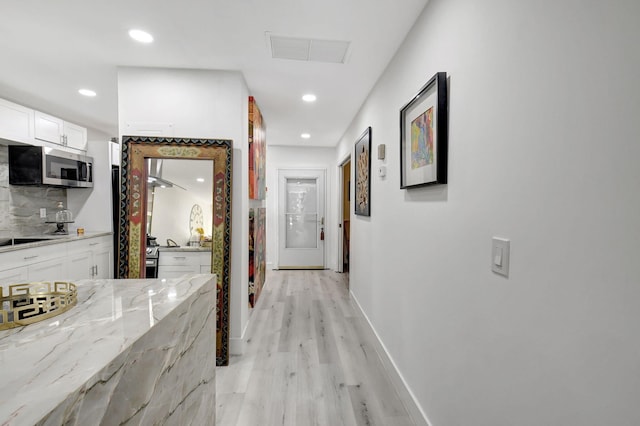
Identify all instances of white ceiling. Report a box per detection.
[157,158,213,203]
[0,0,428,147]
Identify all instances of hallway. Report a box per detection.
[216,270,415,426]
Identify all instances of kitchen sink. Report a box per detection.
[0,237,56,247]
[13,237,55,244]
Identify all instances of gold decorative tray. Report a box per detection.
[0,282,77,330]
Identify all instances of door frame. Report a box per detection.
[336,155,351,273]
[275,168,327,270]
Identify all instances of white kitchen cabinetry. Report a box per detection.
[66,236,113,279]
[28,257,67,281]
[63,121,88,151]
[0,245,66,286]
[0,266,28,285]
[0,98,34,144]
[0,235,113,286]
[67,249,93,281]
[34,110,87,152]
[90,239,112,279]
[158,250,211,279]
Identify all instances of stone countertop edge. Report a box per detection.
[0,273,217,425]
[158,246,212,252]
[0,231,112,253]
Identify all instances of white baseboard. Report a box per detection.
[230,337,245,355]
[350,291,432,426]
[230,315,250,355]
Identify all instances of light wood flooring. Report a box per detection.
[216,270,415,426]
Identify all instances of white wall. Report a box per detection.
[117,67,250,353]
[67,132,114,235]
[151,186,211,246]
[266,145,339,270]
[336,0,640,425]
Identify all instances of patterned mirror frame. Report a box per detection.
[118,136,233,366]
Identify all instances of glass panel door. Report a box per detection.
[285,178,318,249]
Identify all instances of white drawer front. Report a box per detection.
[158,252,200,267]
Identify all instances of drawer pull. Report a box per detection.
[24,255,39,260]
[89,242,99,246]
[173,257,187,260]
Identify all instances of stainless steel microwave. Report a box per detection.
[8,146,93,188]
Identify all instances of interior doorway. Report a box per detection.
[338,157,351,281]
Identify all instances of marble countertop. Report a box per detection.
[0,274,216,425]
[0,231,111,254]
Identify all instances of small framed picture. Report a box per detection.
[400,72,448,188]
[354,127,372,216]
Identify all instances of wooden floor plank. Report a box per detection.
[216,270,415,426]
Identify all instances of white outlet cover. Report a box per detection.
[492,237,510,277]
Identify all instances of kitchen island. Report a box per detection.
[0,274,216,425]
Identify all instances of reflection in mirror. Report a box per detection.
[146,158,213,246]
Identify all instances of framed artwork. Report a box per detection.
[249,96,266,200]
[400,72,448,188]
[354,127,372,216]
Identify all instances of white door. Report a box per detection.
[278,169,326,269]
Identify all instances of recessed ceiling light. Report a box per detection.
[78,89,96,97]
[129,29,154,43]
[196,178,205,183]
[301,133,311,139]
[160,185,166,189]
[302,94,317,102]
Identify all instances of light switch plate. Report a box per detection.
[492,237,510,277]
[40,208,47,218]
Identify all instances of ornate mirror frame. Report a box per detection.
[118,136,232,366]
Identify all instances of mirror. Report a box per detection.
[146,158,213,246]
[118,136,232,366]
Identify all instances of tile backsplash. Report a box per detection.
[0,146,67,237]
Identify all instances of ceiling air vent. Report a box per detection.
[269,35,350,64]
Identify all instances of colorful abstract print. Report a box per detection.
[411,106,434,170]
[249,96,266,200]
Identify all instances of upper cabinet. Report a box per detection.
[34,111,87,152]
[63,121,87,151]
[34,111,64,144]
[0,98,34,144]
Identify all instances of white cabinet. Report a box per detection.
[28,258,67,281]
[0,266,28,286]
[157,250,211,279]
[89,238,112,279]
[67,250,93,280]
[63,121,88,151]
[0,98,34,143]
[66,236,113,280]
[0,235,113,286]
[34,110,87,152]
[0,245,66,286]
[34,111,64,145]
[0,97,87,151]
